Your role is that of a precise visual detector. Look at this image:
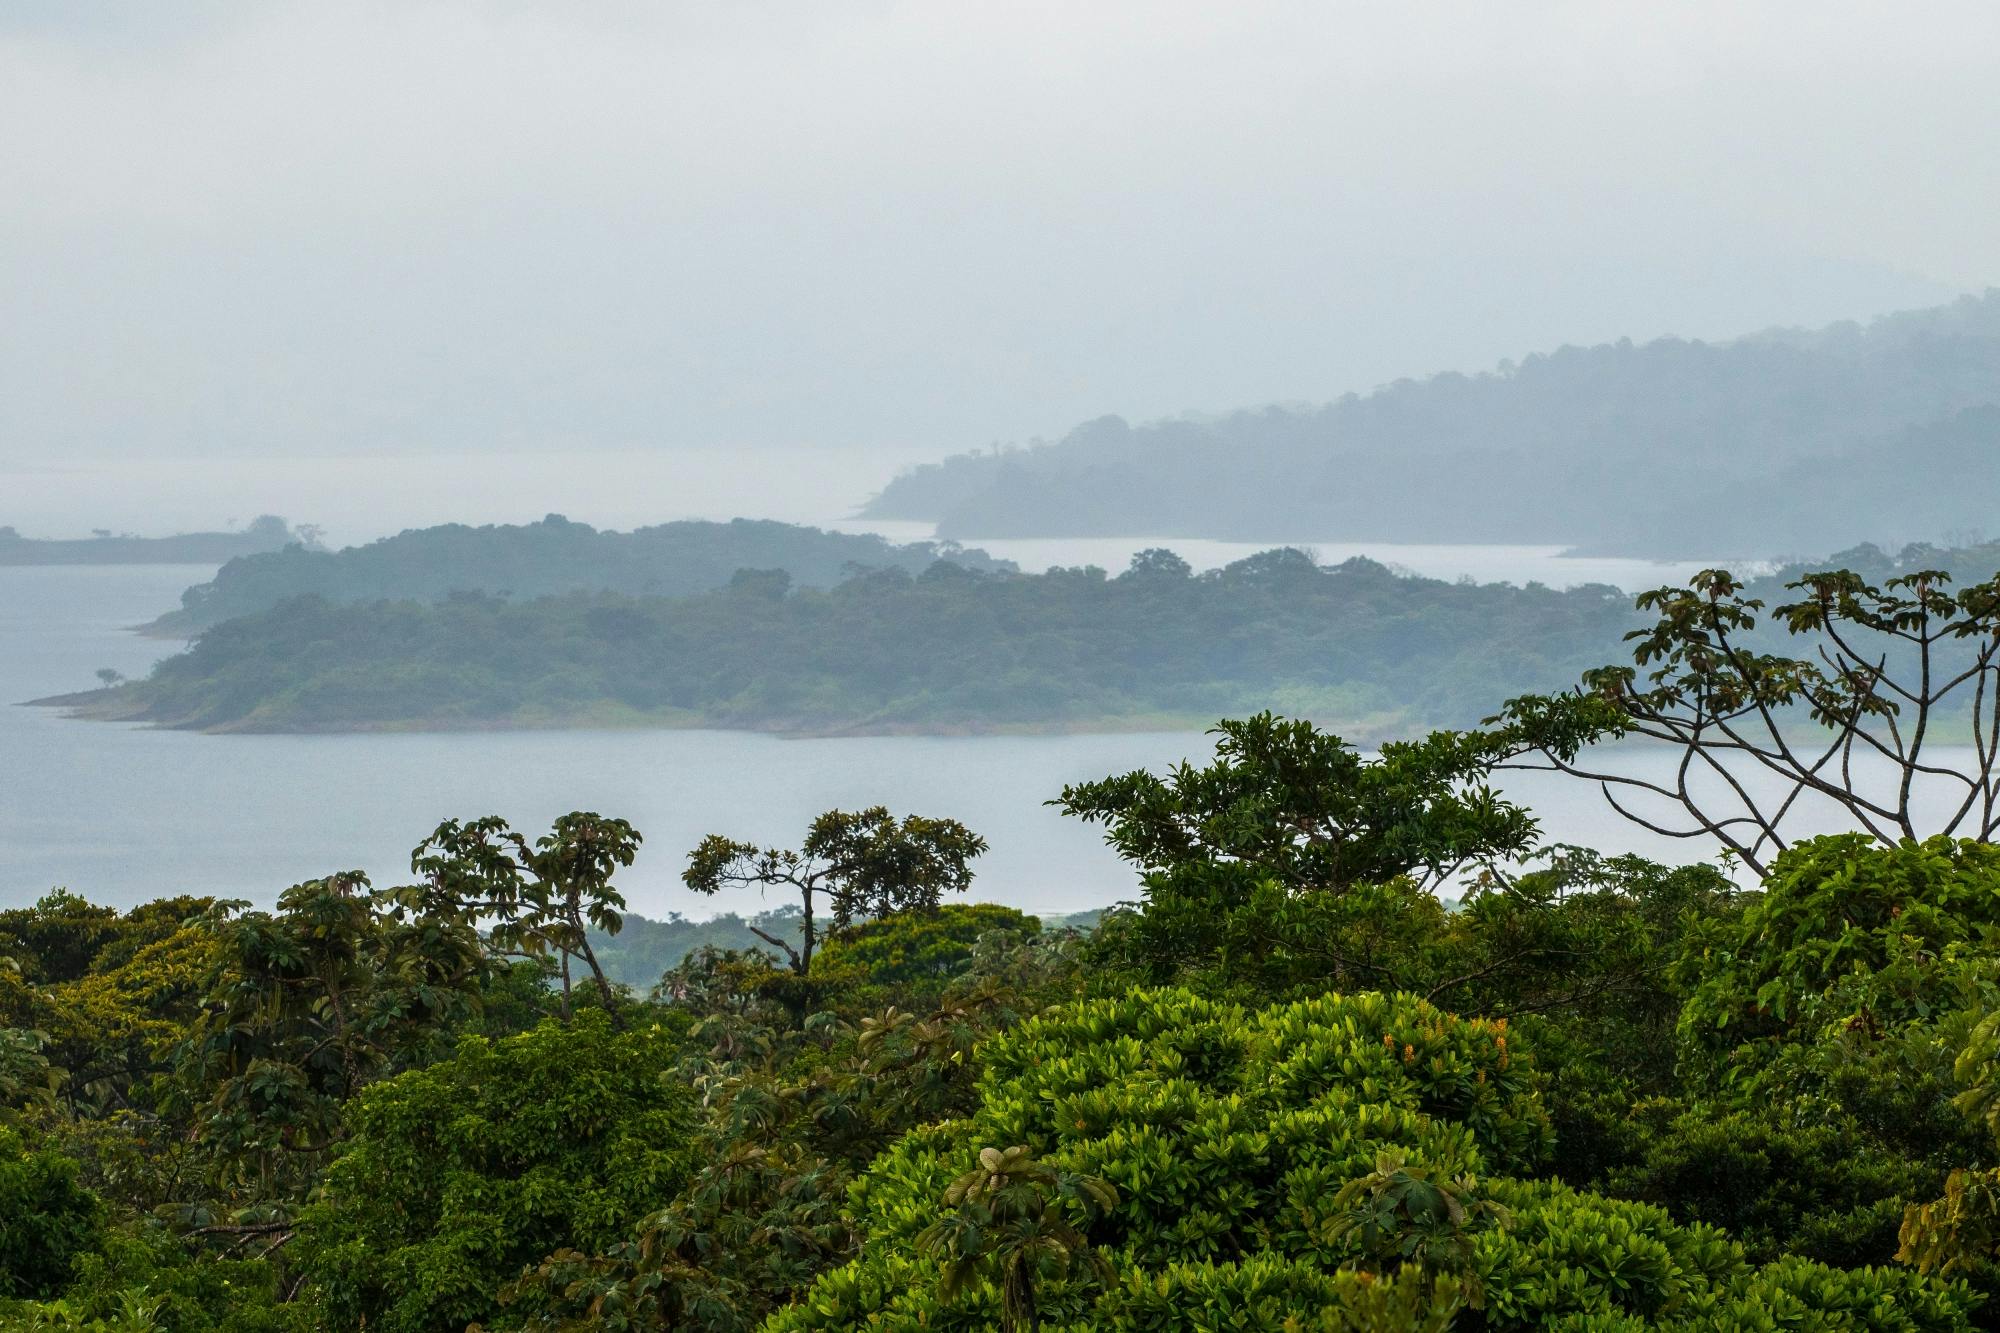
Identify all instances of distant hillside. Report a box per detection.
[862,291,2000,558]
[144,514,1016,636]
[0,515,306,566]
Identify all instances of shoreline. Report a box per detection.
[25,690,1411,743]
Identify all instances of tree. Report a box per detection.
[1118,548,1192,581]
[683,808,987,975]
[172,871,486,1191]
[410,812,637,1024]
[1330,1148,1508,1305]
[0,1127,103,1300]
[916,1145,1117,1332]
[1495,566,2000,875]
[93,669,124,690]
[289,1012,695,1333]
[809,902,1038,1012]
[1057,714,1538,993]
[767,987,1982,1331]
[1058,713,1536,896]
[0,1028,60,1122]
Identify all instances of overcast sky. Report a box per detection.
[4,1,1997,524]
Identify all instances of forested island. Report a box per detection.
[0,516,309,566]
[54,547,1642,735]
[53,536,2000,738]
[142,515,1015,637]
[863,292,2000,558]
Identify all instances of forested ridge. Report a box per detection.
[863,291,2000,557]
[143,515,1014,637]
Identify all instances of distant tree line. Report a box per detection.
[0,516,308,567]
[145,515,1014,636]
[59,538,2000,739]
[62,547,1643,735]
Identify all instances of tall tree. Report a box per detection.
[411,812,638,1024]
[173,872,486,1192]
[684,808,987,975]
[1494,566,2000,874]
[1057,712,1537,895]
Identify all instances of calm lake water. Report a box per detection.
[2,563,1957,916]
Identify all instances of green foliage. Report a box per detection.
[1,1226,285,1332]
[0,1028,62,1121]
[0,1127,104,1300]
[1330,1148,1507,1303]
[148,514,1013,635]
[1060,712,1537,894]
[685,807,987,975]
[769,987,1980,1329]
[1903,1167,2000,1279]
[1060,713,1538,996]
[171,870,488,1191]
[812,904,1038,1011]
[89,549,1648,735]
[411,810,641,1022]
[1597,1105,1931,1268]
[497,910,1084,1332]
[1088,1256,1464,1331]
[1895,960,2000,1279]
[915,1144,1117,1332]
[1676,836,2000,1093]
[289,1012,696,1333]
[16,768,2000,1329]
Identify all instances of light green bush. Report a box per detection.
[763,988,1981,1330]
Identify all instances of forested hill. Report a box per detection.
[143,514,1015,636]
[59,548,1643,736]
[862,291,2000,558]
[0,515,306,566]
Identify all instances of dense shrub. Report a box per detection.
[0,1127,104,1300]
[764,988,1982,1329]
[812,904,1039,1011]
[288,1012,697,1333]
[0,1227,286,1332]
[1677,836,2000,1093]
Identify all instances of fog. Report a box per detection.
[5,1,1999,537]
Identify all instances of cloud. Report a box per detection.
[0,1,1990,472]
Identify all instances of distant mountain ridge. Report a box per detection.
[862,291,2000,558]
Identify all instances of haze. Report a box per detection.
[5,1,1997,540]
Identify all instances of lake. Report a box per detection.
[2,562,1952,918]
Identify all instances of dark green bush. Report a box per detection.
[289,1012,697,1333]
[0,1126,103,1301]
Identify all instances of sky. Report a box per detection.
[3,1,1998,538]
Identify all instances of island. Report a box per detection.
[0,514,310,565]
